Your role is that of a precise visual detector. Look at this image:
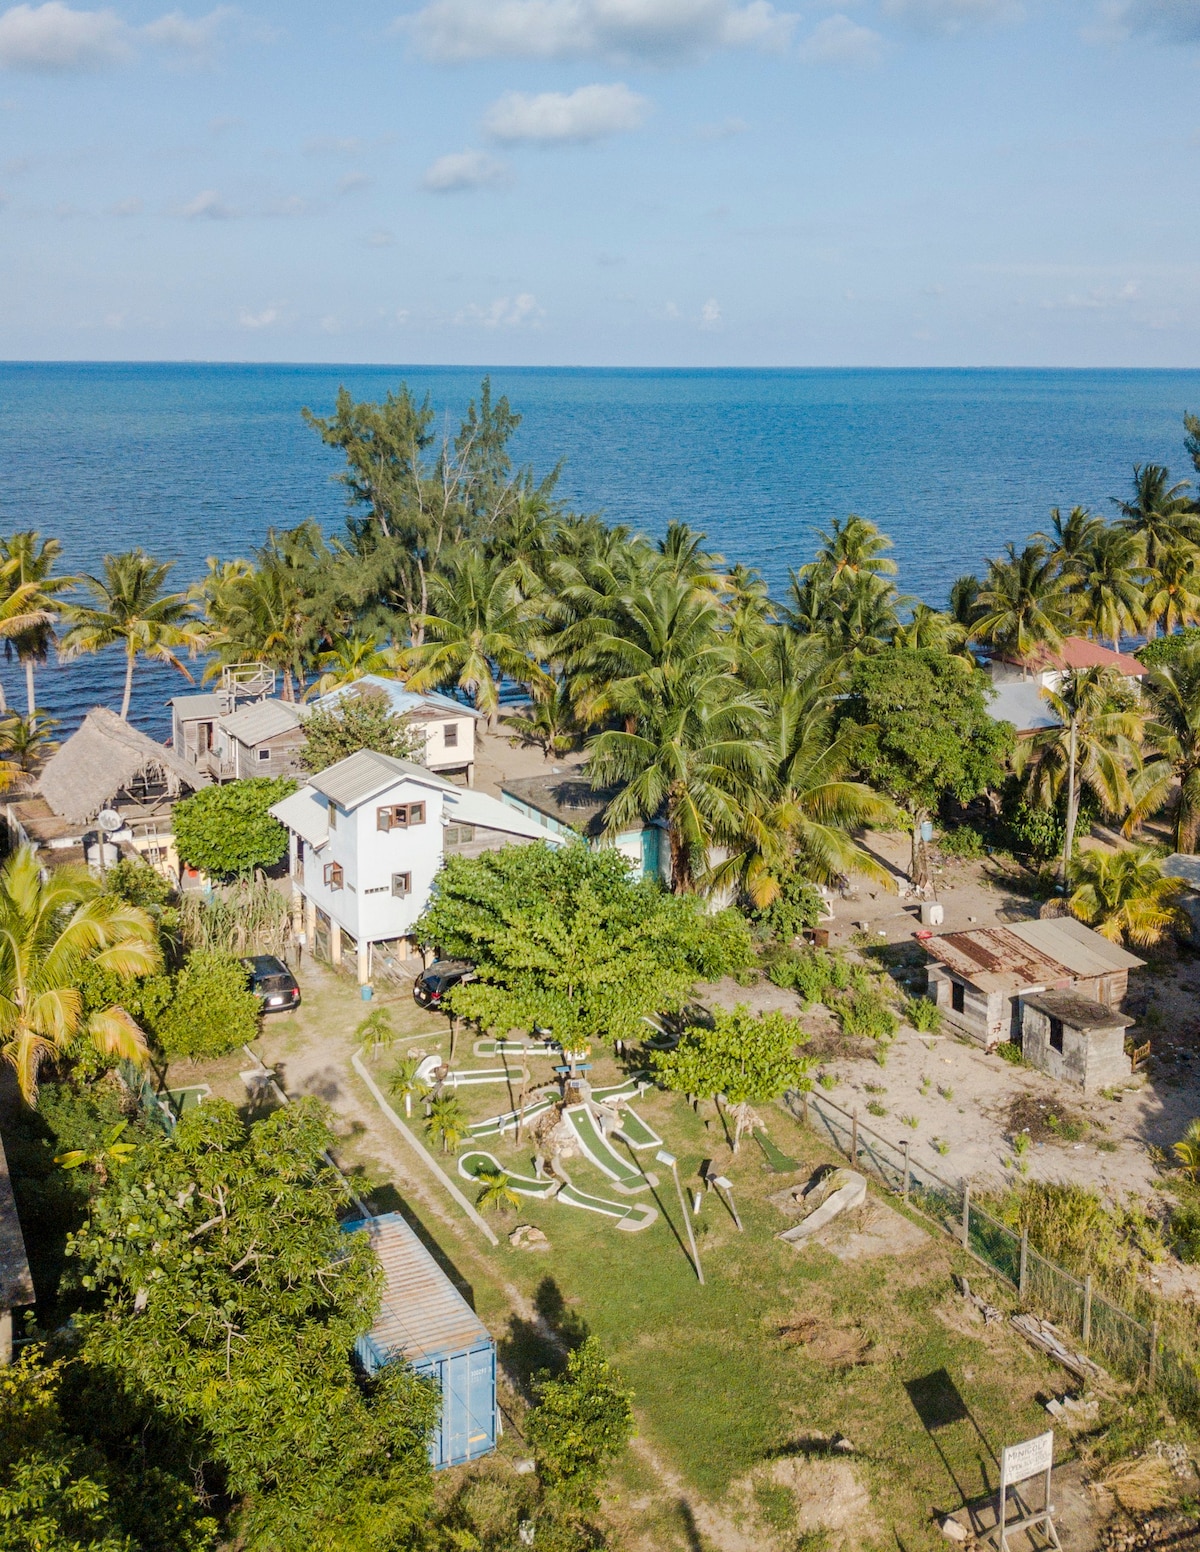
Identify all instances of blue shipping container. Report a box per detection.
[343,1212,497,1470]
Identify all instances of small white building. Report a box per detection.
[309,677,481,785]
[270,748,561,984]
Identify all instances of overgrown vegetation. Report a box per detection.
[173,776,296,879]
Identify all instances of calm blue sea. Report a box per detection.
[2,362,1199,740]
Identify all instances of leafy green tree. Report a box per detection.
[1067,846,1187,949]
[0,848,159,1106]
[525,1336,634,1509]
[172,777,296,879]
[416,843,752,1048]
[101,856,175,912]
[154,951,261,1060]
[59,550,203,721]
[838,649,1013,887]
[69,1099,437,1552]
[299,688,419,773]
[0,1345,217,1552]
[652,1005,813,1108]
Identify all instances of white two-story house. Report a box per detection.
[269,748,561,984]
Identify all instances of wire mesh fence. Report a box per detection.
[782,1088,1200,1412]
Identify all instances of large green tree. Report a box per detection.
[652,1005,814,1107]
[525,1337,634,1510]
[838,648,1013,887]
[69,1099,437,1552]
[415,843,752,1048]
[299,687,420,773]
[172,777,296,879]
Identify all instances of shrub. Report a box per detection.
[102,857,175,911]
[996,1041,1025,1065]
[155,951,261,1060]
[173,778,296,880]
[938,826,985,860]
[1172,1202,1200,1264]
[836,990,898,1042]
[905,997,942,1033]
[750,867,824,943]
[525,1336,634,1507]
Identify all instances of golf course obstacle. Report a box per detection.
[415,1054,529,1088]
[457,1151,658,1232]
[563,1104,657,1193]
[472,1038,560,1059]
[466,1093,557,1138]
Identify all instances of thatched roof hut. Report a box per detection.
[38,706,206,825]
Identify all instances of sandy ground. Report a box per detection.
[472,719,587,799]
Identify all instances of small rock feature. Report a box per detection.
[509,1224,549,1251]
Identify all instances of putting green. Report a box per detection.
[466,1094,556,1138]
[458,1150,558,1198]
[565,1105,655,1192]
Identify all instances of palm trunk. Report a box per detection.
[910,807,931,891]
[1061,718,1079,881]
[24,658,35,724]
[120,649,136,721]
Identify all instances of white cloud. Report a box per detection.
[1102,0,1200,39]
[455,292,543,327]
[422,148,510,191]
[484,82,648,144]
[366,227,396,246]
[881,0,1020,31]
[110,194,142,214]
[181,187,233,218]
[695,115,747,138]
[304,134,364,156]
[0,2,234,71]
[700,296,720,327]
[338,171,370,193]
[0,3,128,70]
[406,0,796,65]
[798,13,885,62]
[238,305,279,328]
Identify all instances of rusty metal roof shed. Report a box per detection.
[1006,917,1142,977]
[924,918,1142,994]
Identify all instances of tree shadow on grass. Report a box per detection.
[498,1275,589,1397]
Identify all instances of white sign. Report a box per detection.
[1001,1431,1054,1486]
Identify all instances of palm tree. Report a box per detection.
[404,554,550,724]
[425,1093,466,1154]
[1036,506,1105,578]
[586,640,769,893]
[474,1167,521,1215]
[1173,1119,1200,1180]
[387,1054,429,1119]
[1019,667,1144,876]
[198,552,315,702]
[0,711,58,774]
[0,847,160,1105]
[355,1005,396,1054]
[1130,647,1200,851]
[313,632,399,696]
[60,550,203,720]
[502,681,581,759]
[805,514,898,584]
[1141,544,1200,640]
[1067,846,1187,949]
[0,532,72,723]
[1070,526,1146,648]
[892,603,972,660]
[973,542,1073,661]
[1114,464,1198,574]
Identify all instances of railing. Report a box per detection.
[783,1088,1200,1412]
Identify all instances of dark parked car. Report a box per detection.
[243,954,301,1013]
[413,958,475,1010]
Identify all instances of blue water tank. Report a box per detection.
[343,1212,497,1469]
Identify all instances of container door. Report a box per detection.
[466,1346,496,1459]
[441,1353,471,1467]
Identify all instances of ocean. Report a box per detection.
[2,362,1199,740]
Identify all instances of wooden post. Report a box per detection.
[851,1108,859,1163]
[902,1140,911,1204]
[1149,1318,1160,1389]
[961,1181,971,1252]
[1082,1275,1092,1349]
[330,921,342,966]
[1019,1231,1028,1299]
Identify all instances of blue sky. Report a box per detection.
[0,0,1197,365]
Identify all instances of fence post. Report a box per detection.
[1019,1231,1028,1299]
[1148,1318,1160,1390]
[902,1140,911,1204]
[961,1181,971,1251]
[851,1108,859,1163]
[1082,1275,1092,1348]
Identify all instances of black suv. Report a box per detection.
[243,955,301,1013]
[413,959,474,1010]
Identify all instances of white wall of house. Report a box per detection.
[408,711,477,778]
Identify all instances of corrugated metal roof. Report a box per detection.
[219,698,302,744]
[314,676,483,720]
[169,693,230,720]
[923,926,1071,994]
[269,786,329,850]
[445,787,565,843]
[349,1213,491,1364]
[986,681,1061,734]
[1007,917,1143,975]
[308,749,457,810]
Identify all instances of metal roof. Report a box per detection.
[348,1213,491,1364]
[986,680,1061,734]
[308,748,459,810]
[1020,989,1133,1030]
[446,786,566,843]
[1164,854,1200,892]
[1006,917,1143,976]
[314,676,483,721]
[924,925,1071,994]
[269,787,329,850]
[169,692,230,720]
[219,698,303,745]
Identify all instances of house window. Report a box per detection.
[444,824,476,847]
[323,862,344,890]
[1049,1016,1065,1053]
[327,803,337,829]
[377,802,426,831]
[257,747,271,762]
[951,980,965,1014]
[443,722,459,748]
[392,872,412,897]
